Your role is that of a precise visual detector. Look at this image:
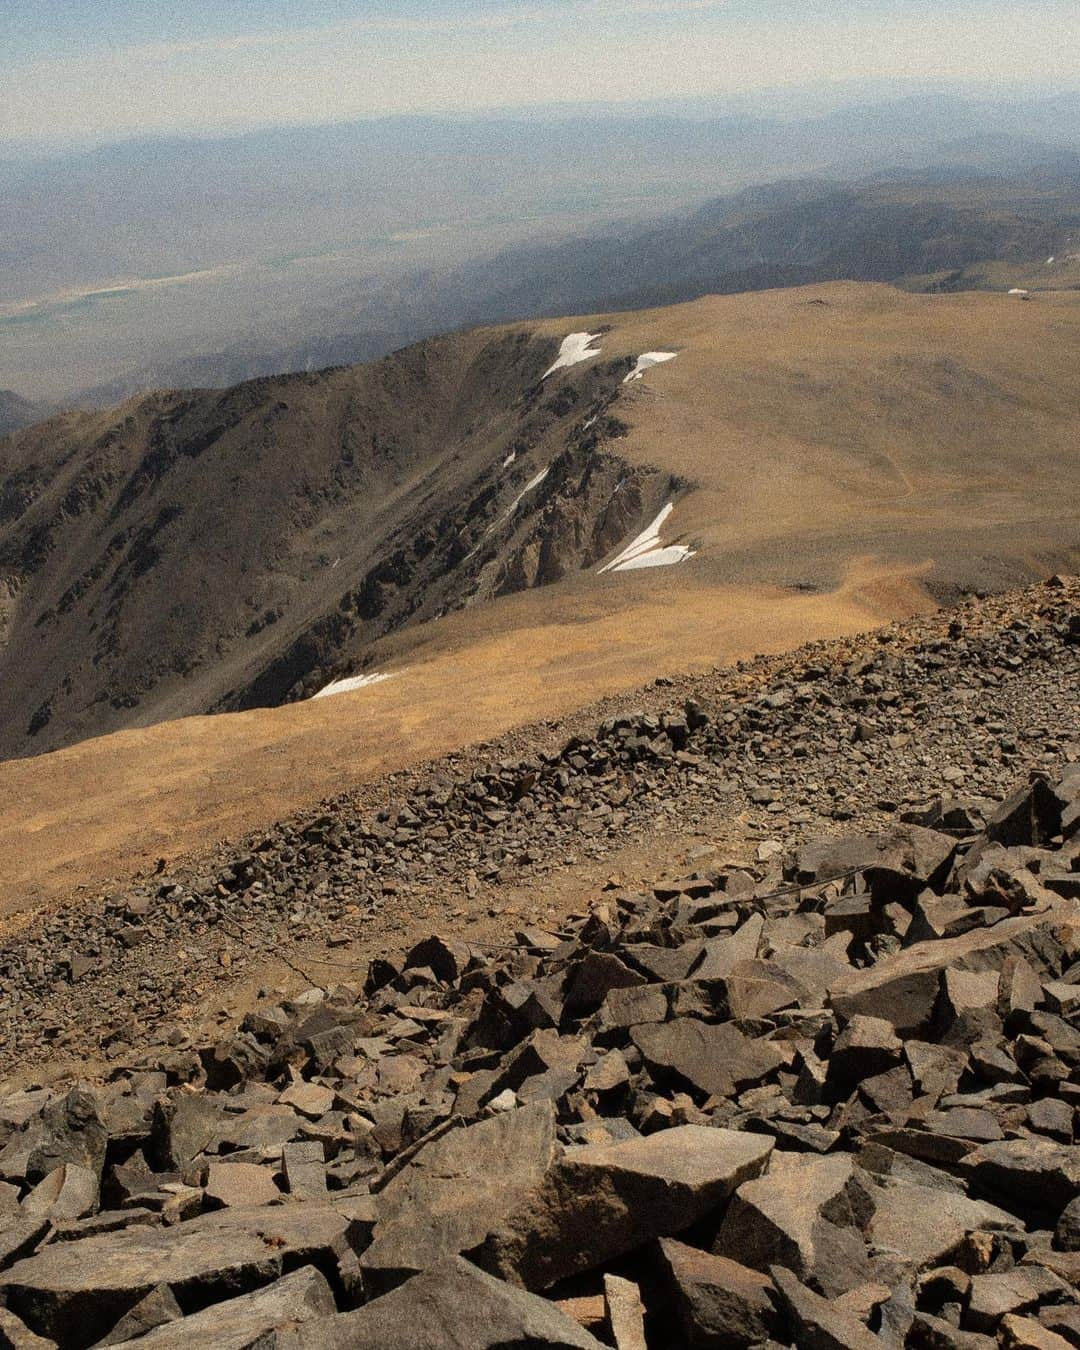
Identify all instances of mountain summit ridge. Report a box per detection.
[1,281,1078,763]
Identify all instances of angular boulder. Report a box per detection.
[284,1257,605,1348]
[111,1266,336,1347]
[828,912,1072,1035]
[658,1238,778,1348]
[631,1020,784,1099]
[0,1204,351,1348]
[360,1103,558,1290]
[868,1179,1020,1270]
[713,1153,869,1296]
[769,1265,883,1350]
[962,1138,1080,1224]
[476,1126,773,1289]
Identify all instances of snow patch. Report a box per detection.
[599,501,695,574]
[504,467,550,518]
[480,465,551,545]
[503,450,517,468]
[623,351,678,383]
[612,544,696,571]
[313,670,396,701]
[543,332,602,379]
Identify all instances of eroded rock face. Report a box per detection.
[0,583,1077,1347]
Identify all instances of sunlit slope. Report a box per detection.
[2,280,1078,916]
[578,283,1080,596]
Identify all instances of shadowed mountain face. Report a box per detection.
[430,173,1080,325]
[0,327,673,758]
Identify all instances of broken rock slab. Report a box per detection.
[0,1203,351,1348]
[828,911,1073,1035]
[204,1161,281,1210]
[769,1264,883,1350]
[631,1019,784,1099]
[360,1102,558,1291]
[658,1238,779,1348]
[962,1137,1080,1225]
[603,1274,647,1350]
[867,1179,1021,1272]
[97,1285,182,1345]
[475,1125,773,1290]
[713,1152,870,1297]
[0,1305,56,1349]
[111,1265,336,1348]
[19,1165,98,1224]
[282,1257,606,1349]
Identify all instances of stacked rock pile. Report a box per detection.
[0,765,1077,1347]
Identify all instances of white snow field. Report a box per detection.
[543,332,602,379]
[623,351,678,383]
[610,543,696,571]
[598,502,696,573]
[313,670,396,701]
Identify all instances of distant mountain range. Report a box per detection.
[0,391,51,438]
[70,167,1080,409]
[6,87,1080,405]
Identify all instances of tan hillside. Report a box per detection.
[1,280,1078,919]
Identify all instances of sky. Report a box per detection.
[3,0,1079,147]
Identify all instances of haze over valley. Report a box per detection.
[6,88,1080,406]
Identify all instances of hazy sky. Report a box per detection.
[3,0,1079,145]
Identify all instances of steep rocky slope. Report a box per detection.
[0,579,1075,1348]
[0,329,671,758]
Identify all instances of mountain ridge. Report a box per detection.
[2,282,1079,765]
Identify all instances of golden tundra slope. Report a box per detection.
[2,281,1078,918]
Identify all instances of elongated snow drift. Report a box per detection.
[624,351,678,383]
[599,502,696,573]
[543,333,602,379]
[313,671,396,701]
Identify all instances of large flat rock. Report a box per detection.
[476,1125,774,1289]
[283,1257,605,1349]
[114,1266,335,1348]
[868,1178,1021,1271]
[631,1019,784,1098]
[0,1204,351,1348]
[360,1102,558,1289]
